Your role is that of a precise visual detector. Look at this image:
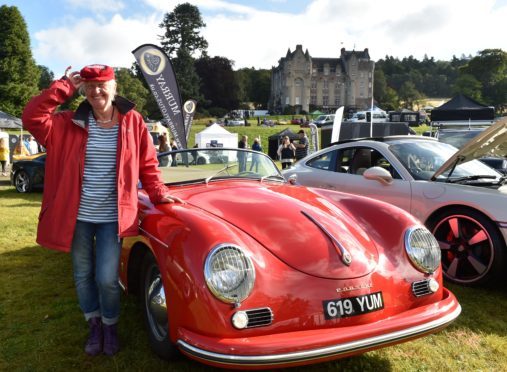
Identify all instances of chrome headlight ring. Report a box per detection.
[204,244,256,304]
[405,225,441,274]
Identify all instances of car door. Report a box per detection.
[335,146,413,212]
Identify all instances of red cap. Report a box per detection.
[80,64,115,82]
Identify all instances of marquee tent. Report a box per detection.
[431,94,495,122]
[267,128,299,160]
[195,123,237,148]
[0,110,22,129]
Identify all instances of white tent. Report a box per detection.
[195,123,238,148]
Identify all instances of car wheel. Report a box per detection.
[428,207,506,285]
[196,157,206,165]
[14,170,32,193]
[140,252,179,360]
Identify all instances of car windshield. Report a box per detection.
[157,148,283,185]
[437,130,483,149]
[389,140,500,181]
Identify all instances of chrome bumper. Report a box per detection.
[176,303,461,367]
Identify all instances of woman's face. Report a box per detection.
[84,80,116,111]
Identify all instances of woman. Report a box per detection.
[277,136,296,169]
[169,137,178,167]
[0,137,9,176]
[158,134,170,167]
[22,64,183,357]
[249,137,262,172]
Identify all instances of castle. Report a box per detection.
[270,45,374,114]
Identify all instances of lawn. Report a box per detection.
[2,134,507,370]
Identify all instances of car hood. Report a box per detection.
[433,117,507,179]
[185,183,378,279]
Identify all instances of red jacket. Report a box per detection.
[22,78,169,252]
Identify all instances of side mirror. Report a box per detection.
[363,166,393,185]
[287,174,297,185]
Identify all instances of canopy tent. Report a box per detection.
[310,110,324,116]
[0,110,22,129]
[195,123,238,149]
[267,128,299,160]
[431,94,495,122]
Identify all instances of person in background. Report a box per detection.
[28,136,39,155]
[295,129,309,161]
[277,136,296,169]
[249,137,262,172]
[238,135,248,172]
[22,64,183,357]
[169,137,178,167]
[158,135,170,167]
[14,136,30,157]
[0,137,9,176]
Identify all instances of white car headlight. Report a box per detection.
[204,244,255,303]
[405,226,441,273]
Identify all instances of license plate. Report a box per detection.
[323,292,384,320]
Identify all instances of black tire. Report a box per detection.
[428,207,506,285]
[140,252,179,360]
[196,157,206,165]
[14,170,32,193]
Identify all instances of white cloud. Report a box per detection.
[34,14,160,75]
[33,0,507,75]
[65,0,125,13]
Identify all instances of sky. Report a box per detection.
[4,0,507,76]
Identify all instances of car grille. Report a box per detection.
[411,279,434,297]
[244,307,273,328]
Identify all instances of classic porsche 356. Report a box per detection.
[120,147,460,369]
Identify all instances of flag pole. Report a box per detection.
[370,61,375,137]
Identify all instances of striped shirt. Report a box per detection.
[77,114,119,223]
[295,135,308,160]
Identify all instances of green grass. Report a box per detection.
[2,158,507,371]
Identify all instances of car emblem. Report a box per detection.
[336,282,372,293]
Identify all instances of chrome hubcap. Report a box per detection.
[145,267,168,341]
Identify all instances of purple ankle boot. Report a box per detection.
[103,323,120,356]
[85,317,103,356]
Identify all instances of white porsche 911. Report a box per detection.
[285,118,507,285]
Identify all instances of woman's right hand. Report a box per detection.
[65,66,83,90]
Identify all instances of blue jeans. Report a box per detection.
[71,220,121,325]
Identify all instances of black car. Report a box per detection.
[10,153,46,193]
[436,127,507,174]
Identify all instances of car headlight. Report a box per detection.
[405,226,441,274]
[204,244,255,304]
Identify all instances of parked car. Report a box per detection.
[284,118,507,285]
[436,126,507,174]
[122,147,460,369]
[10,153,45,193]
[312,114,335,127]
[226,118,245,126]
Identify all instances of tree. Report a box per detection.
[159,3,208,105]
[159,3,208,58]
[195,56,240,111]
[236,68,271,109]
[114,68,151,117]
[462,49,507,110]
[37,65,54,90]
[452,74,483,102]
[398,81,422,109]
[0,5,40,116]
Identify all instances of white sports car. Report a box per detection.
[284,119,507,285]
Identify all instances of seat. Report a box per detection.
[348,149,372,175]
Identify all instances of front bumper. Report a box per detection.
[176,288,460,369]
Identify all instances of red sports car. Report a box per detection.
[120,148,460,369]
